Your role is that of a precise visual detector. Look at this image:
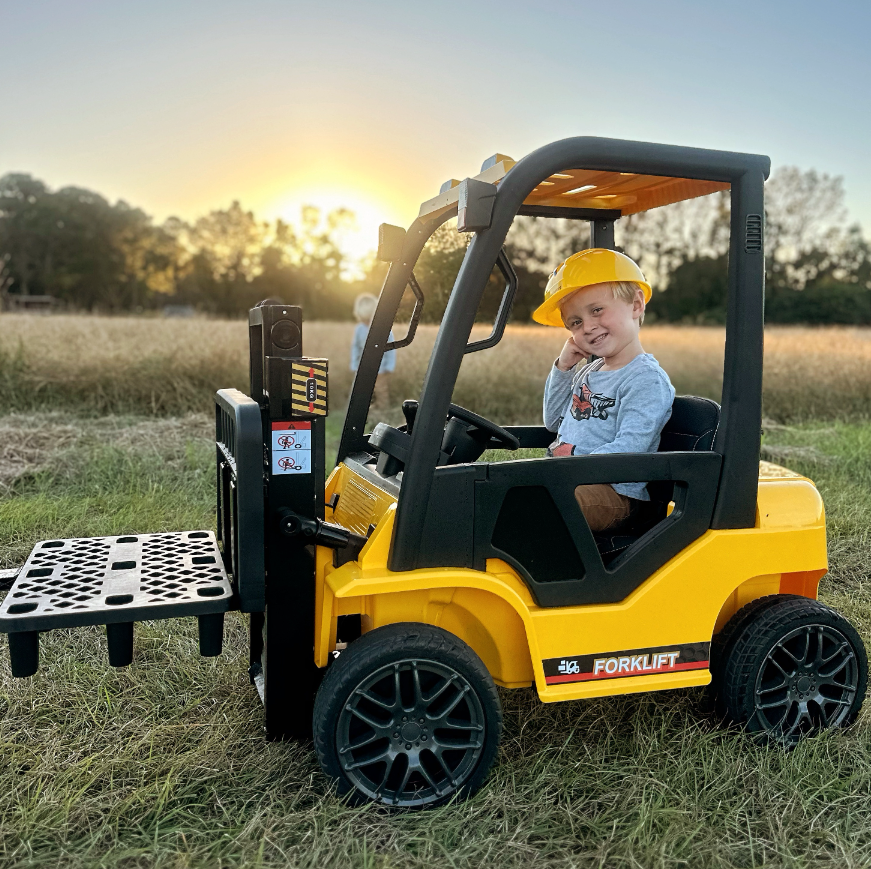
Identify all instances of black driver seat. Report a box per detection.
[655,395,721,454]
[593,395,721,561]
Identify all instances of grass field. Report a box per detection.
[1,315,871,868]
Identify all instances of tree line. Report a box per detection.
[0,174,360,318]
[1,168,869,324]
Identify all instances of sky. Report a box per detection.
[2,0,869,261]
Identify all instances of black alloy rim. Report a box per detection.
[754,623,859,744]
[336,658,486,807]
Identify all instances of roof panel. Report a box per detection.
[418,157,729,222]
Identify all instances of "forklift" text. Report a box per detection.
[592,651,680,676]
[543,641,710,685]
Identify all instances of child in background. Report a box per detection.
[351,293,396,410]
[534,249,675,533]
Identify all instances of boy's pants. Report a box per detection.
[574,484,634,532]
[373,372,391,409]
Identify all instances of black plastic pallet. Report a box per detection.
[0,531,234,676]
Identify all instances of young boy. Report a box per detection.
[350,293,396,409]
[533,248,675,533]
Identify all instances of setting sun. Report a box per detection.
[250,151,433,271]
[265,186,407,269]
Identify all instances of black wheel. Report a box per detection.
[709,594,788,718]
[313,623,502,808]
[720,596,868,746]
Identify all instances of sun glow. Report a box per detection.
[264,186,414,277]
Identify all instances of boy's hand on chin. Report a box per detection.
[556,337,586,371]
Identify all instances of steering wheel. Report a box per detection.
[369,400,519,476]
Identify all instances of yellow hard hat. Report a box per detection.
[531,248,652,327]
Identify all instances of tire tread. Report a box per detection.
[711,594,800,719]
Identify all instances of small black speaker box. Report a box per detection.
[248,303,303,402]
[261,305,303,357]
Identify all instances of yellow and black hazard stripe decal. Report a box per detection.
[290,359,328,417]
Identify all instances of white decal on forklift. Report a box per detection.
[272,422,312,475]
[592,651,680,676]
[543,642,709,685]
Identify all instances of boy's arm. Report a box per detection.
[350,324,365,371]
[543,363,575,432]
[588,372,674,455]
[382,331,397,373]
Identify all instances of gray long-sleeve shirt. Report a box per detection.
[543,353,675,501]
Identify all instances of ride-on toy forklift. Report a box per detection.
[1,137,866,808]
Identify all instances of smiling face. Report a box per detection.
[559,282,646,366]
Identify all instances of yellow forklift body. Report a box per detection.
[316,461,827,702]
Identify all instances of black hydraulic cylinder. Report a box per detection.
[277,509,367,553]
[262,537,319,740]
[9,631,38,677]
[106,622,134,667]
[198,612,224,657]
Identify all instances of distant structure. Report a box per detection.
[0,293,59,314]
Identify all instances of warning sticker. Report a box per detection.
[271,421,312,475]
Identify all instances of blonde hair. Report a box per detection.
[606,280,647,325]
[562,280,647,325]
[353,293,378,324]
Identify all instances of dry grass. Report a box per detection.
[1,314,870,423]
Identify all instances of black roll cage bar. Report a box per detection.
[337,136,770,574]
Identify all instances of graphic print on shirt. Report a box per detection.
[550,441,574,457]
[571,381,616,421]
